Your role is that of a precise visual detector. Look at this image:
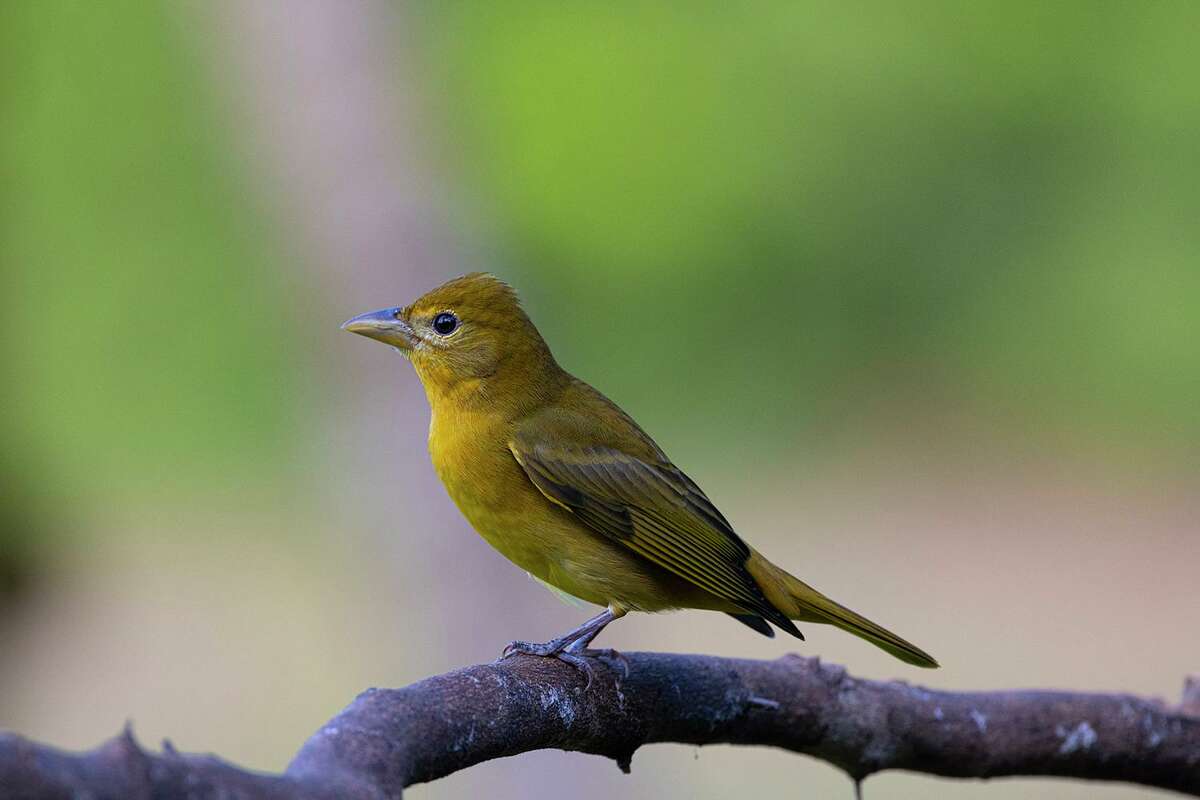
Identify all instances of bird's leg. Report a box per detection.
[563,614,630,677]
[502,607,626,687]
[502,608,618,657]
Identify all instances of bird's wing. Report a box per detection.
[508,431,800,636]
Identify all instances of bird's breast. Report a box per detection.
[424,405,723,612]
[428,408,519,511]
[427,408,559,567]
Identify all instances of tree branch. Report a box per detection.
[2,653,1197,798]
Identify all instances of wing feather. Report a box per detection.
[509,435,799,635]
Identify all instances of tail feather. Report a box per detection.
[746,550,939,668]
[792,587,940,668]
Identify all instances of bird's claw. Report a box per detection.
[502,639,560,658]
[500,640,625,689]
[566,644,630,678]
[554,651,600,689]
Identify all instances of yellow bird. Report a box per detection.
[343,273,937,677]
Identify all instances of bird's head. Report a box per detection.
[342,273,558,404]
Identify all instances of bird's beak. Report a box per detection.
[340,308,417,350]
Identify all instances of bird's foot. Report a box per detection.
[502,639,565,658]
[551,650,603,689]
[501,640,623,689]
[499,608,625,689]
[565,643,630,678]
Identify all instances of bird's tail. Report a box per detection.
[746,549,939,668]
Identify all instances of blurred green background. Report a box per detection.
[2,3,1196,798]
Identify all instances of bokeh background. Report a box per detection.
[2,2,1197,798]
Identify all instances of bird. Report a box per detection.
[342,273,937,679]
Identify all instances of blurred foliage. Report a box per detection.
[1,5,1196,794]
[1,2,297,514]
[2,1,1197,527]
[424,2,1200,463]
[0,437,44,610]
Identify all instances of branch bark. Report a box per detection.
[2,653,1197,799]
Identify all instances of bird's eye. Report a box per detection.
[432,312,458,335]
